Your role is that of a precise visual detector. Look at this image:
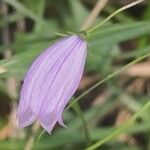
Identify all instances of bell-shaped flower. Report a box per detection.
[17,35,87,134]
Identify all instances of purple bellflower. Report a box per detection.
[17,35,87,134]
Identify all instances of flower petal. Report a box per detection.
[39,36,87,127]
[17,35,87,133]
[18,36,76,116]
[56,41,87,126]
[17,38,66,116]
[18,107,36,127]
[38,111,57,134]
[30,36,80,115]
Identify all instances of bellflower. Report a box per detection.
[17,35,87,134]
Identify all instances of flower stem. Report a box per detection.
[84,0,143,36]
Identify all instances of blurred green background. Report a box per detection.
[0,0,150,149]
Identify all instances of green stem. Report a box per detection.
[86,100,150,150]
[67,52,150,110]
[72,102,91,146]
[84,0,143,35]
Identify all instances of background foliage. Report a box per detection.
[0,0,150,150]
